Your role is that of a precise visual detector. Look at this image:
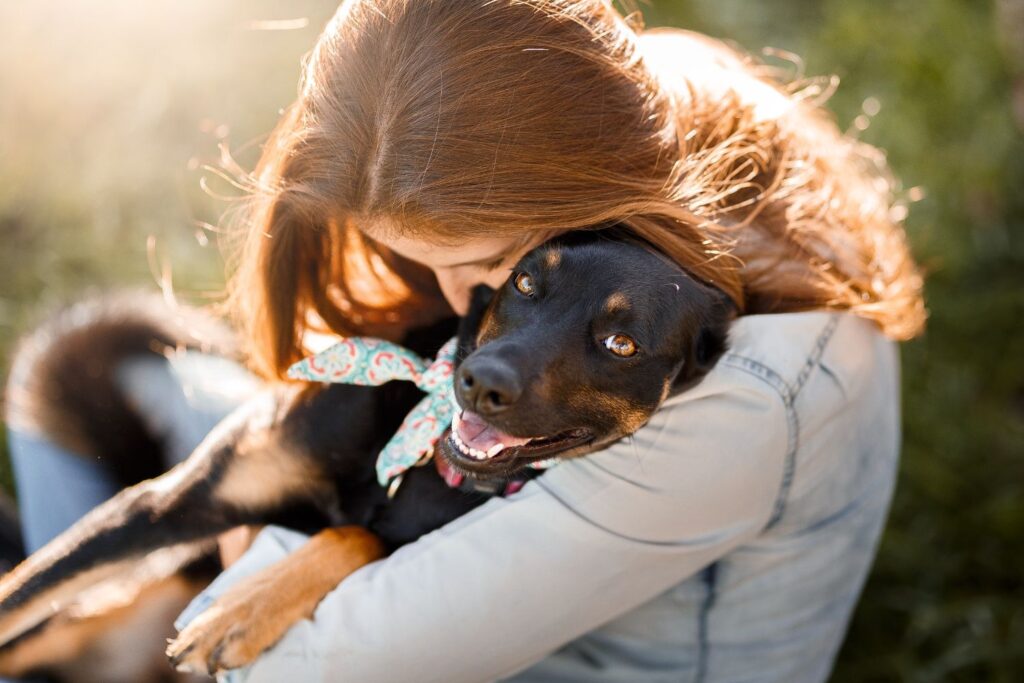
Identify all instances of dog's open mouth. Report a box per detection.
[443,408,592,473]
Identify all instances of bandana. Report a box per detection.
[287,335,560,495]
[287,336,459,489]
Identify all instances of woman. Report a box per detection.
[8,0,925,681]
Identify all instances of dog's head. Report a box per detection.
[439,233,735,479]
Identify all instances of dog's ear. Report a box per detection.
[670,287,735,394]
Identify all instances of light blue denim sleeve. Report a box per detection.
[186,359,790,683]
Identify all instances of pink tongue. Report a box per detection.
[456,410,532,452]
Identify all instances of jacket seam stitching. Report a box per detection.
[791,314,841,399]
[718,314,841,530]
[718,354,794,530]
[694,561,719,683]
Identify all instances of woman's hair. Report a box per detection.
[222,0,926,380]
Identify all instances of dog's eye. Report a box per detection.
[603,334,638,358]
[513,272,535,297]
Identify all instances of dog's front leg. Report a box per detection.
[167,526,385,675]
[0,387,334,648]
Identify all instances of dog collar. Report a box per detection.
[434,454,528,497]
[287,335,559,494]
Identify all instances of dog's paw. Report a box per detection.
[167,527,383,675]
[166,577,304,675]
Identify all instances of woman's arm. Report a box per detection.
[213,360,788,683]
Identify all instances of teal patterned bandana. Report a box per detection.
[286,336,459,489]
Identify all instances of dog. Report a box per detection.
[0,230,734,678]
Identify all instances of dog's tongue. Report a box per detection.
[455,410,532,454]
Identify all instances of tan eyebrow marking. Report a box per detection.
[604,293,630,313]
[544,249,562,269]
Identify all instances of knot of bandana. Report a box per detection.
[286,336,459,489]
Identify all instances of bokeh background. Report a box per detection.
[1,1,1021,680]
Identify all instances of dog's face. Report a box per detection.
[438,235,735,479]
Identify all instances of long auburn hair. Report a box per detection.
[221,0,925,380]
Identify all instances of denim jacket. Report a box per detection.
[174,311,901,683]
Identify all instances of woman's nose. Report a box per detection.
[434,269,472,315]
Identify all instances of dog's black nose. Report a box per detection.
[456,358,522,415]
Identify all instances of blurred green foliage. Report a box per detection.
[0,1,1021,680]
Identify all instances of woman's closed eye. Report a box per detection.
[481,255,509,271]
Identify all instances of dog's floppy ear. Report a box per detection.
[670,286,736,394]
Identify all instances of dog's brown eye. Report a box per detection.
[603,334,637,358]
[513,272,535,297]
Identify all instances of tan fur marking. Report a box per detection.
[0,543,206,666]
[660,378,672,404]
[168,527,385,675]
[567,389,649,436]
[212,429,327,511]
[544,249,562,269]
[0,562,135,651]
[604,293,631,313]
[0,574,202,682]
[476,304,501,346]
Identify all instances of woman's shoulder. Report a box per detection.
[648,310,896,467]
[536,312,896,540]
[536,315,852,543]
[711,311,898,408]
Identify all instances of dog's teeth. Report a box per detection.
[451,422,501,462]
[454,433,475,458]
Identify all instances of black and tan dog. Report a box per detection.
[0,231,734,678]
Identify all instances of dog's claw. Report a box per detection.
[166,639,194,672]
[210,640,229,675]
